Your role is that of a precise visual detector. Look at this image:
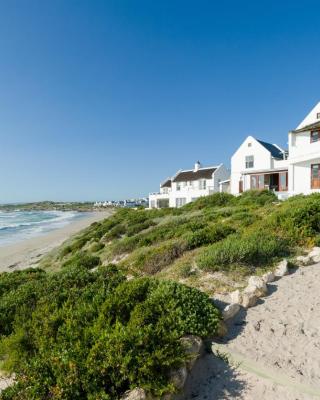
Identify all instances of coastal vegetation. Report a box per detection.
[0,266,219,399]
[2,190,320,398]
[40,190,320,292]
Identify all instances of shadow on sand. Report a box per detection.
[175,353,247,399]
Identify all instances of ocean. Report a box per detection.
[0,210,88,247]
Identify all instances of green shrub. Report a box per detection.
[0,272,219,399]
[237,189,277,206]
[127,240,188,274]
[103,224,126,241]
[270,194,320,240]
[183,224,235,250]
[186,192,235,210]
[90,241,105,252]
[197,230,289,271]
[62,251,101,270]
[126,220,156,236]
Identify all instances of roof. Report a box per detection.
[242,167,288,175]
[296,102,320,130]
[160,179,172,188]
[172,167,217,182]
[292,120,320,134]
[257,139,285,160]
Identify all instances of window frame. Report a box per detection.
[245,155,254,169]
[310,130,320,143]
[198,179,207,190]
[311,164,320,189]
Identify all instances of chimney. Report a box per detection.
[194,161,201,172]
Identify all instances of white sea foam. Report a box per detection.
[0,210,87,246]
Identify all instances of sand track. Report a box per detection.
[181,264,320,399]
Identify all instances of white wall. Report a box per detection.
[289,158,320,195]
[289,130,320,160]
[230,136,272,194]
[169,177,215,207]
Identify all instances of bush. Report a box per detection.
[0,272,220,399]
[62,251,101,270]
[270,194,320,240]
[197,230,289,271]
[237,189,277,206]
[90,241,105,252]
[183,224,235,250]
[126,240,188,275]
[126,220,156,236]
[186,193,235,210]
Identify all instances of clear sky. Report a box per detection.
[0,0,319,202]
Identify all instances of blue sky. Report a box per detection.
[0,0,319,202]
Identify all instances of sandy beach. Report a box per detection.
[0,211,112,273]
[181,264,320,399]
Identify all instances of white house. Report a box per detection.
[230,136,288,198]
[149,162,230,208]
[288,102,320,195]
[230,102,320,198]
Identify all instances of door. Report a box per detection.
[239,180,243,193]
[279,172,288,192]
[311,164,320,189]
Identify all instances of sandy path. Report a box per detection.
[0,211,113,273]
[181,264,320,399]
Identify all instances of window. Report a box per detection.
[248,142,252,147]
[198,179,207,190]
[311,164,320,189]
[175,198,186,207]
[150,200,156,208]
[310,130,320,143]
[176,182,181,191]
[245,155,254,168]
[250,174,265,190]
[157,199,169,208]
[317,113,320,119]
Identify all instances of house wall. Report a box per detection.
[169,177,215,207]
[231,136,272,194]
[149,193,170,208]
[212,164,230,192]
[289,158,320,195]
[289,131,320,159]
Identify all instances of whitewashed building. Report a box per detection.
[149,162,229,208]
[288,102,320,195]
[230,136,288,198]
[231,102,320,198]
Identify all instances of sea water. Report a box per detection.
[0,210,88,247]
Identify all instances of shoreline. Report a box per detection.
[0,211,113,273]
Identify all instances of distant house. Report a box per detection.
[230,136,288,199]
[230,102,320,198]
[149,161,229,208]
